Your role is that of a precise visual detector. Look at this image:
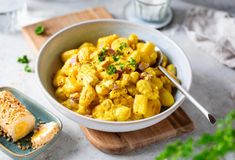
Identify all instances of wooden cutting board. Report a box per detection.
[21,7,194,154]
[22,7,112,52]
[81,107,194,154]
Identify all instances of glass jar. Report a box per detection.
[134,0,171,22]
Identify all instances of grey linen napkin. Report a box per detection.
[184,7,235,68]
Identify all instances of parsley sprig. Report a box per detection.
[156,110,235,160]
[17,55,29,64]
[34,25,45,35]
[17,55,32,73]
[24,64,32,72]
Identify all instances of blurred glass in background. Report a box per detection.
[134,0,171,22]
[26,0,99,24]
[0,0,27,32]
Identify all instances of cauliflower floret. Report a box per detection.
[109,88,127,99]
[95,80,114,96]
[114,105,131,121]
[130,72,140,83]
[79,84,96,107]
[92,99,115,121]
[61,49,78,63]
[136,80,152,95]
[113,95,134,108]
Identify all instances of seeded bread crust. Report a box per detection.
[0,90,35,141]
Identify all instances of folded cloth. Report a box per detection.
[184,7,235,68]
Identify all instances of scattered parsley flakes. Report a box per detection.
[112,55,120,62]
[119,42,128,51]
[116,49,123,55]
[17,55,32,73]
[17,55,29,64]
[98,48,107,62]
[129,58,137,67]
[34,25,45,35]
[119,63,124,70]
[24,64,32,72]
[107,64,117,75]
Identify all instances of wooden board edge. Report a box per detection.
[21,28,40,53]
[81,125,194,155]
[80,108,195,155]
[88,7,113,19]
[80,126,130,154]
[21,6,112,53]
[22,6,111,30]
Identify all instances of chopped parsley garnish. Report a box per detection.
[17,55,29,64]
[17,55,32,73]
[34,25,45,35]
[112,55,120,62]
[107,64,117,75]
[129,58,137,67]
[119,63,124,70]
[98,48,107,62]
[119,42,128,51]
[116,49,123,55]
[24,64,32,72]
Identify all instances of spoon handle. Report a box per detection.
[158,66,216,124]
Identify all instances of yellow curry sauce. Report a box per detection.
[53,34,177,121]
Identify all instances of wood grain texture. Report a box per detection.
[21,7,112,52]
[21,7,194,154]
[81,108,194,154]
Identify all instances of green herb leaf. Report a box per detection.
[34,25,45,35]
[116,49,123,55]
[107,64,117,75]
[112,55,120,62]
[17,55,29,64]
[119,42,128,51]
[98,48,106,62]
[155,109,235,160]
[196,133,214,145]
[129,58,137,67]
[119,63,124,70]
[24,64,32,72]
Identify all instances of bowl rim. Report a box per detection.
[36,19,192,125]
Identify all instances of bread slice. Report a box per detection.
[0,90,35,142]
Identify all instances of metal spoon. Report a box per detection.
[154,46,216,124]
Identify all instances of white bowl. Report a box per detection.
[36,19,192,132]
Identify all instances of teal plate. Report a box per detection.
[0,86,62,160]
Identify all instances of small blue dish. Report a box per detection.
[0,86,62,160]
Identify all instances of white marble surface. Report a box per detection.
[0,0,235,159]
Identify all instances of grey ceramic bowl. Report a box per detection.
[36,19,192,132]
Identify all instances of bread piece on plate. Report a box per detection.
[31,122,59,149]
[0,90,36,142]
